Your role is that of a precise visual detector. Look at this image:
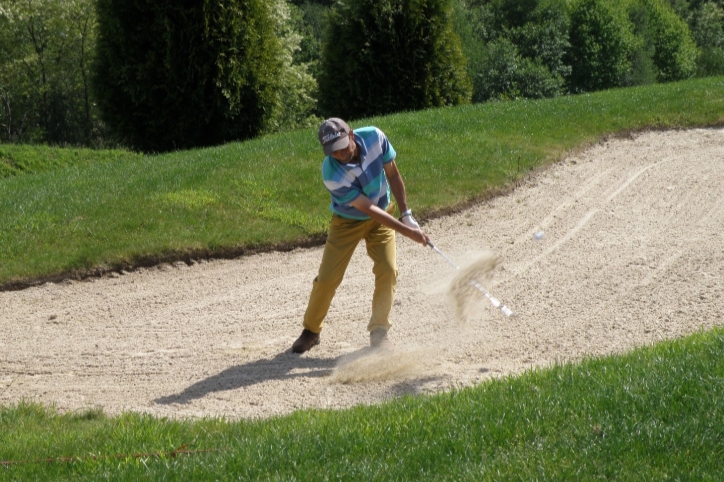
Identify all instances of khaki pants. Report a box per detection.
[303,203,397,334]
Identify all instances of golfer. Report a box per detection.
[292,118,430,353]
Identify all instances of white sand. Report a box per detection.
[1,128,723,419]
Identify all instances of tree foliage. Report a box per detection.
[686,1,724,74]
[318,0,471,120]
[265,0,321,133]
[0,0,100,145]
[567,0,636,92]
[93,0,285,152]
[640,0,698,81]
[290,1,327,82]
[1,0,718,148]
[457,0,570,102]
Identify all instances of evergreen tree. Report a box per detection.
[319,0,471,120]
[567,0,635,92]
[93,0,283,152]
[641,0,698,81]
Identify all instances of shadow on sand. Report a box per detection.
[154,349,350,405]
[154,346,447,406]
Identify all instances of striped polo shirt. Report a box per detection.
[322,126,396,220]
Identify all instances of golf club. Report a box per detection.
[427,240,515,317]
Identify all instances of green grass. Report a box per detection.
[2,327,724,480]
[0,143,141,179]
[1,77,723,287]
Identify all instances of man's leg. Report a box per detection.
[365,208,398,334]
[302,215,366,334]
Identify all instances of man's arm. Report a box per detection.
[383,160,409,215]
[349,193,429,246]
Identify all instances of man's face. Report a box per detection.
[330,132,356,163]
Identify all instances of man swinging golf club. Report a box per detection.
[292,118,430,353]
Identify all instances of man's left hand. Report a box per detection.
[401,214,420,229]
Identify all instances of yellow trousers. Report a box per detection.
[303,204,397,334]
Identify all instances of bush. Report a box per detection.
[507,0,571,80]
[567,0,636,92]
[318,0,471,120]
[469,38,520,101]
[93,0,284,152]
[636,0,698,82]
[470,37,564,101]
[458,0,569,102]
[690,1,724,75]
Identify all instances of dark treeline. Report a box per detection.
[0,0,722,152]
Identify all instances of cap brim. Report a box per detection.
[323,135,349,156]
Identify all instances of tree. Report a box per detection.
[456,0,570,102]
[0,0,100,145]
[93,0,284,152]
[265,0,320,133]
[628,0,698,82]
[289,1,329,81]
[509,1,571,81]
[318,0,471,120]
[567,0,635,92]
[690,1,724,75]
[475,37,566,100]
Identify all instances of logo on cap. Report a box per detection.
[322,132,342,144]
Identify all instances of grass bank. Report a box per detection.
[2,327,723,480]
[1,77,723,288]
[0,144,140,179]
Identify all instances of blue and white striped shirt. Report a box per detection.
[322,126,396,220]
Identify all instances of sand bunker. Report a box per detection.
[2,128,723,419]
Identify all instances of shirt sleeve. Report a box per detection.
[377,128,396,164]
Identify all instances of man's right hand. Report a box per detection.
[407,227,430,247]
[350,194,430,246]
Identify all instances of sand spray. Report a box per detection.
[331,252,500,383]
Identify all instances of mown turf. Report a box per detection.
[0,144,141,179]
[1,77,723,287]
[2,327,723,480]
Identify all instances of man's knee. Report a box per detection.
[313,273,344,290]
[373,262,397,281]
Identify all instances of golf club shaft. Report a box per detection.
[427,240,515,317]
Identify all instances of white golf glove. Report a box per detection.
[399,209,420,229]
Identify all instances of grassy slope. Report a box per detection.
[2,327,723,480]
[1,77,723,287]
[0,144,141,179]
